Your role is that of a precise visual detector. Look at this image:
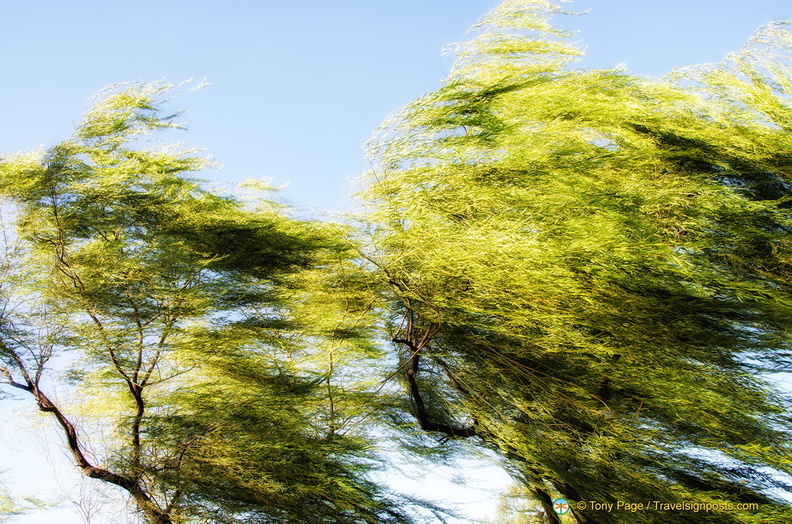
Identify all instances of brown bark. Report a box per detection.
[403,351,477,438]
[7,378,172,524]
[534,488,562,524]
[392,309,477,438]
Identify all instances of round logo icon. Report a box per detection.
[553,498,570,515]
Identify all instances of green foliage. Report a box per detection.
[0,81,413,523]
[0,487,21,523]
[5,4,792,523]
[359,2,792,523]
[483,483,548,524]
[0,475,52,524]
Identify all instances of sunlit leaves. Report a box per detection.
[359,1,792,522]
[0,81,415,524]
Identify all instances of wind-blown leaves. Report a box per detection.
[0,81,416,524]
[358,2,792,523]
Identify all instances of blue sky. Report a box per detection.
[1,1,791,214]
[1,1,792,522]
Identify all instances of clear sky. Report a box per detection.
[1,1,791,213]
[1,1,792,523]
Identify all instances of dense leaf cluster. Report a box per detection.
[0,82,413,523]
[360,1,792,523]
[1,2,792,523]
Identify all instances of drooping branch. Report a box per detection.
[0,364,31,392]
[30,383,172,524]
[393,310,476,438]
[434,357,473,399]
[0,344,172,524]
[403,351,477,438]
[533,488,561,524]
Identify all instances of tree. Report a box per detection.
[0,483,21,523]
[0,81,415,523]
[357,1,792,522]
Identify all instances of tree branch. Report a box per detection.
[30,382,171,523]
[393,310,477,438]
[403,351,477,438]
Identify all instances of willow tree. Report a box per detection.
[358,1,792,523]
[0,81,415,524]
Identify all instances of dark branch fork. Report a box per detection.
[1,344,174,524]
[392,308,477,438]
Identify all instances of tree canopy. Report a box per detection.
[0,81,417,524]
[358,1,792,522]
[2,2,792,524]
